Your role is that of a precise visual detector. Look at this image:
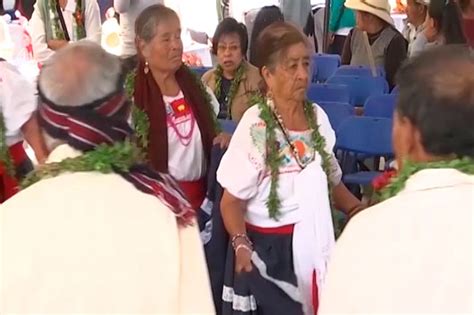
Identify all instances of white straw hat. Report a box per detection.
[345,0,395,25]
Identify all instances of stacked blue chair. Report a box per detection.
[312,54,341,83]
[191,66,212,78]
[218,119,238,134]
[336,117,394,186]
[317,102,354,132]
[334,65,385,77]
[307,83,352,105]
[327,75,389,106]
[364,94,397,118]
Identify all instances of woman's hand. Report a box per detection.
[234,240,253,273]
[213,132,232,149]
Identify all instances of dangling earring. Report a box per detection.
[144,61,149,74]
[266,90,275,108]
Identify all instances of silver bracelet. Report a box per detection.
[231,234,252,249]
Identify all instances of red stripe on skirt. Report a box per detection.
[177,178,206,210]
[246,222,319,314]
[0,142,28,203]
[312,270,319,314]
[246,223,295,235]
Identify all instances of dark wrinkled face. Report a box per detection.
[217,33,244,76]
[262,42,311,104]
[139,16,184,73]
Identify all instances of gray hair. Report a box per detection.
[39,41,122,106]
[38,41,122,151]
[135,4,179,43]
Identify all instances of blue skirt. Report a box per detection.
[222,225,304,315]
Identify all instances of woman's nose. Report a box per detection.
[296,64,309,82]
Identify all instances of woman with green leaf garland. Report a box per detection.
[202,17,262,122]
[320,45,474,314]
[216,22,362,315]
[29,0,101,63]
[132,5,230,211]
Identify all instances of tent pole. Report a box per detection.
[322,0,331,53]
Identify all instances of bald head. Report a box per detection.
[396,45,474,158]
[39,41,123,106]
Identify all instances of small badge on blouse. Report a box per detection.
[169,98,191,118]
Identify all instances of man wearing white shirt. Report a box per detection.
[29,0,101,63]
[0,41,215,314]
[319,45,473,314]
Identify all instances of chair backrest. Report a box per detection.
[191,66,212,78]
[218,119,237,134]
[336,116,393,156]
[312,53,341,83]
[317,102,354,132]
[307,83,352,105]
[327,75,389,106]
[364,94,397,118]
[334,65,385,78]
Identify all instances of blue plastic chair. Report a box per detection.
[191,66,212,78]
[307,83,352,105]
[327,75,389,106]
[312,54,341,83]
[336,117,394,186]
[317,102,354,132]
[364,94,397,118]
[334,65,386,78]
[218,119,237,134]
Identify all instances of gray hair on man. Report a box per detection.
[39,41,123,107]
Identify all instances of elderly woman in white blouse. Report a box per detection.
[216,22,363,315]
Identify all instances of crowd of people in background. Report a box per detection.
[0,0,473,314]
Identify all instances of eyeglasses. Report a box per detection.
[217,44,241,53]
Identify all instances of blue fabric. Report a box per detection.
[364,94,397,119]
[343,171,382,185]
[317,102,354,132]
[307,83,351,105]
[312,54,341,83]
[334,65,386,78]
[335,117,393,187]
[198,145,228,314]
[192,66,213,78]
[327,75,389,106]
[336,117,393,155]
[218,119,238,134]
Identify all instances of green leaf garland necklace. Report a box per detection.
[255,94,333,219]
[0,113,15,177]
[125,71,150,150]
[214,62,245,119]
[21,141,144,189]
[376,157,474,202]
